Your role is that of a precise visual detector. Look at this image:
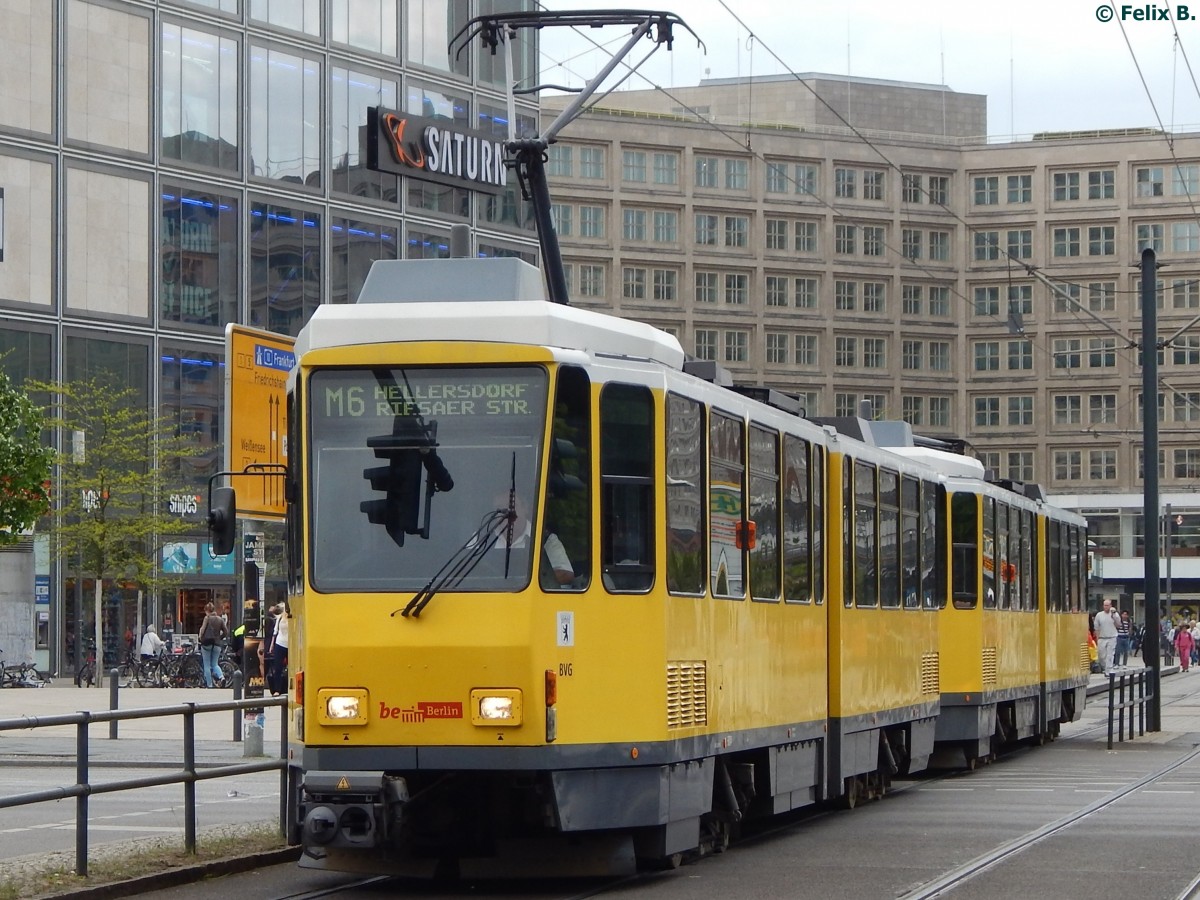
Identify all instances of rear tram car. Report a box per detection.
[887,445,1090,767]
[210,256,1089,875]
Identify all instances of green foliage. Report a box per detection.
[28,375,204,586]
[0,369,53,543]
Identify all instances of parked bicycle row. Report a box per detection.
[73,641,240,689]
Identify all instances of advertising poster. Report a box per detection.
[201,545,235,575]
[162,542,199,574]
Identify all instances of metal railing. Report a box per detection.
[0,687,289,876]
[1107,669,1150,749]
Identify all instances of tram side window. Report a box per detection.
[1008,508,1017,614]
[854,460,878,608]
[1020,509,1035,610]
[783,435,811,604]
[925,481,941,609]
[666,393,706,595]
[1068,524,1082,612]
[879,468,900,608]
[286,388,303,593]
[813,446,825,604]
[710,411,745,599]
[901,475,920,609]
[1047,519,1063,613]
[600,384,654,592]
[541,366,590,591]
[951,492,978,609]
[997,503,1011,610]
[843,460,854,608]
[749,425,781,602]
[982,496,997,609]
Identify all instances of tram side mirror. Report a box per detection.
[208,486,237,556]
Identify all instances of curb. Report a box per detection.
[38,846,302,900]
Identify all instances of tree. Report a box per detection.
[31,375,203,683]
[0,369,52,543]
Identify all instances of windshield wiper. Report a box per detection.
[394,507,514,618]
[395,454,519,619]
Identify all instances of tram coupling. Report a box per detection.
[301,771,407,851]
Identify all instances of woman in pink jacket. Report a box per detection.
[1175,623,1195,673]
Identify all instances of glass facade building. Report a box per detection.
[0,0,539,673]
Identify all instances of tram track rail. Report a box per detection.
[898,743,1200,898]
[897,677,1200,900]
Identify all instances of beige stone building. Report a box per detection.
[544,74,1200,609]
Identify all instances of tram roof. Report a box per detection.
[888,445,987,479]
[295,257,685,369]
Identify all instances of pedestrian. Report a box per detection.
[161,613,175,652]
[139,624,165,660]
[1114,610,1132,667]
[260,605,277,690]
[268,601,289,696]
[197,601,228,688]
[230,622,245,658]
[1093,598,1120,675]
[1177,622,1196,673]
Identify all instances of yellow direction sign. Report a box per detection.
[224,325,295,520]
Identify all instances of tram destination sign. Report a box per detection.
[366,106,507,193]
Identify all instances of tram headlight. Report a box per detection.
[471,689,522,726]
[328,696,360,719]
[316,688,369,726]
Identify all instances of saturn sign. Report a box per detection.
[367,106,507,193]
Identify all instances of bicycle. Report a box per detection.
[0,649,51,688]
[159,648,205,688]
[74,640,96,687]
[117,651,169,688]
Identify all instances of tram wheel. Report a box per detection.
[639,852,684,871]
[843,776,861,809]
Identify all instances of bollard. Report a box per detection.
[232,671,243,743]
[243,713,264,757]
[108,669,120,740]
[242,669,264,757]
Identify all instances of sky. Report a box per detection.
[534,0,1200,138]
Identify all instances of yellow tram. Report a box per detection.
[208,255,1089,876]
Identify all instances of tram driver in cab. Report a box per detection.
[489,491,575,589]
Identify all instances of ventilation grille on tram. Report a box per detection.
[1080,643,1092,673]
[667,661,708,729]
[921,652,940,694]
[982,647,998,687]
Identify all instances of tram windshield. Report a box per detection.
[309,366,548,593]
